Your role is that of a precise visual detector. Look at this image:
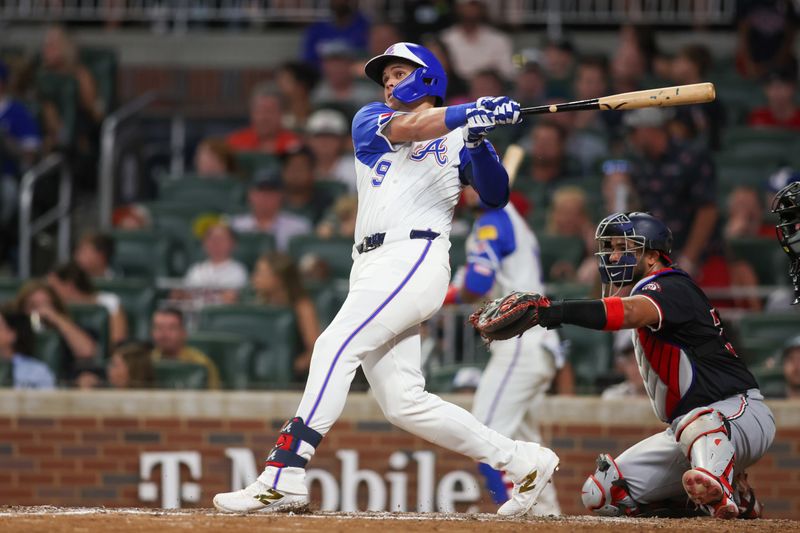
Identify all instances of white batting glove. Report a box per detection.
[463,107,496,149]
[476,96,522,125]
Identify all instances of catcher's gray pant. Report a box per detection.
[472,327,562,515]
[614,389,775,505]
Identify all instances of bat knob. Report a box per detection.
[549,104,558,113]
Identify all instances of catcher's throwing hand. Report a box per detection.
[469,292,551,341]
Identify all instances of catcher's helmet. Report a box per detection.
[772,181,800,305]
[364,42,447,106]
[595,212,673,294]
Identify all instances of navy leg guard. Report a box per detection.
[266,417,323,469]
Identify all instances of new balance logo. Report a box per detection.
[519,470,538,493]
[254,489,284,505]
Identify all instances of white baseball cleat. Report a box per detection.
[497,445,560,517]
[213,475,308,514]
[682,468,738,519]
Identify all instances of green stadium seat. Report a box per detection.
[235,152,280,180]
[0,278,22,306]
[750,365,786,399]
[560,325,613,394]
[738,313,800,366]
[315,181,349,199]
[187,332,254,390]
[146,201,213,242]
[198,304,298,386]
[727,237,790,285]
[537,234,586,283]
[79,47,117,115]
[546,281,593,300]
[308,280,349,328]
[94,279,157,341]
[34,329,65,382]
[722,127,798,152]
[448,235,467,273]
[154,360,209,390]
[35,71,78,145]
[110,229,185,278]
[158,176,246,212]
[289,235,354,280]
[67,304,110,360]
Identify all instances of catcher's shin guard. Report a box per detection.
[675,407,738,519]
[581,454,640,516]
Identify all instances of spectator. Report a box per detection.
[250,253,321,377]
[441,0,514,81]
[513,60,547,108]
[305,108,357,192]
[311,41,377,115]
[624,108,720,279]
[736,0,797,80]
[317,195,358,240]
[0,60,41,178]
[228,170,312,252]
[568,57,612,173]
[107,341,155,389]
[610,38,646,94]
[74,231,115,279]
[542,37,577,97]
[468,69,515,151]
[0,310,55,389]
[368,21,403,59]
[401,2,454,43]
[194,137,239,179]
[275,62,319,132]
[525,121,580,188]
[669,44,725,150]
[747,63,800,130]
[150,308,220,390]
[183,223,248,297]
[281,146,334,225]
[47,262,128,346]
[112,203,151,230]
[301,0,370,70]
[546,186,596,283]
[724,186,774,239]
[226,83,302,155]
[782,335,800,399]
[420,35,469,104]
[12,280,97,380]
[602,333,646,399]
[601,159,639,214]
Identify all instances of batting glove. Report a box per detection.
[477,96,522,125]
[463,107,496,149]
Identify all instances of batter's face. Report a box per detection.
[382,62,416,110]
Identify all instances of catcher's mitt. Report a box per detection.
[469,292,550,341]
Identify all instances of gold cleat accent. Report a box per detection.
[254,489,284,505]
[519,470,538,493]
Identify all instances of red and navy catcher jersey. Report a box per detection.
[631,269,758,423]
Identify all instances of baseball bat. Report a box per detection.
[502,144,525,187]
[520,82,716,115]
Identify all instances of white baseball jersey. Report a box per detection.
[351,102,470,242]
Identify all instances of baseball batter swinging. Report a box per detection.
[214,42,559,516]
[472,212,776,519]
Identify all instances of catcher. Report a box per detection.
[471,211,776,519]
[772,180,800,305]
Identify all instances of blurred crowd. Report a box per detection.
[1,0,799,394]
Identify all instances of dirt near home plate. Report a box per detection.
[1,507,800,533]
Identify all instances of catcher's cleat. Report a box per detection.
[213,473,308,514]
[497,444,560,517]
[682,468,738,519]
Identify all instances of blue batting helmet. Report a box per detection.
[364,42,447,106]
[595,212,673,295]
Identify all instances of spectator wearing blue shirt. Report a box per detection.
[0,310,55,389]
[302,0,370,70]
[0,60,41,179]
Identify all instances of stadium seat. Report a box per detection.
[537,235,586,283]
[727,237,789,285]
[146,201,213,242]
[560,325,613,394]
[35,71,78,145]
[315,181,349,199]
[750,365,786,399]
[187,332,255,390]
[547,281,593,300]
[110,229,185,278]
[198,304,298,387]
[235,152,280,180]
[308,279,349,328]
[154,360,209,390]
[722,127,798,152]
[737,313,799,366]
[94,279,157,341]
[158,176,246,212]
[67,304,110,360]
[79,47,117,115]
[449,235,467,273]
[288,235,354,280]
[0,278,22,306]
[34,329,64,382]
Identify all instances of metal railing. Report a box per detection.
[98,90,158,230]
[18,153,72,279]
[509,0,737,25]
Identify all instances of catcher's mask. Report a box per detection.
[772,181,800,305]
[595,212,673,297]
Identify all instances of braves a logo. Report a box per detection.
[410,138,448,166]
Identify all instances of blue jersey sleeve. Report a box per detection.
[458,141,508,207]
[463,209,516,296]
[352,102,403,168]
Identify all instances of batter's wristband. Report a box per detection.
[445,103,474,130]
[602,297,625,331]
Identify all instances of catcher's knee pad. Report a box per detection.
[675,407,735,481]
[581,454,640,516]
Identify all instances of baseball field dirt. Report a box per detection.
[1,507,800,533]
